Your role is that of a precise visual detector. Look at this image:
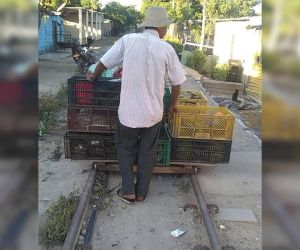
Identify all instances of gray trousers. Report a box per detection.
[116,119,162,197]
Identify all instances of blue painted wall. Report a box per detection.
[38,15,64,54]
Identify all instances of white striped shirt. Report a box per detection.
[100,29,186,128]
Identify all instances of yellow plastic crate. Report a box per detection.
[178,90,207,107]
[170,106,235,140]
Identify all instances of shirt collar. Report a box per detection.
[143,29,160,38]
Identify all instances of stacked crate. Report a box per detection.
[64,76,121,160]
[64,76,172,166]
[169,90,235,163]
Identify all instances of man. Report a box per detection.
[87,6,186,203]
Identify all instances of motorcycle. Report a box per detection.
[71,37,97,74]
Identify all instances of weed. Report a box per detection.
[39,191,79,247]
[39,83,67,133]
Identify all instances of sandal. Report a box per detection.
[117,189,135,204]
[135,196,147,203]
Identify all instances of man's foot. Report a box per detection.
[135,196,147,202]
[117,189,135,204]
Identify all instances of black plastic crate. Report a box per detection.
[171,138,232,163]
[64,132,117,160]
[68,76,121,107]
[68,105,118,133]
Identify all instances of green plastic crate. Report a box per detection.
[163,87,171,113]
[156,123,171,165]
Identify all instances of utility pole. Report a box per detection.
[200,0,207,50]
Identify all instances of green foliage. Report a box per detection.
[141,0,260,43]
[186,49,207,74]
[39,0,65,11]
[39,84,67,132]
[39,191,79,247]
[202,55,218,77]
[205,0,261,43]
[103,2,142,35]
[164,36,183,57]
[39,0,101,11]
[80,0,101,10]
[141,0,193,39]
[206,0,260,19]
[212,63,230,81]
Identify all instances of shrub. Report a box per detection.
[164,36,183,57]
[212,63,230,81]
[203,55,218,78]
[39,84,67,133]
[186,49,207,74]
[39,191,79,247]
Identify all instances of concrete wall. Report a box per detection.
[63,9,103,43]
[102,21,112,37]
[63,12,79,41]
[213,17,262,91]
[213,17,262,76]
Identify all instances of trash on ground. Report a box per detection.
[219,224,226,230]
[171,228,187,237]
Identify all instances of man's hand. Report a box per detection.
[86,71,94,81]
[169,85,180,116]
[169,104,178,115]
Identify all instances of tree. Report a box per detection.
[141,0,261,43]
[103,2,142,35]
[204,0,260,45]
[39,0,101,11]
[80,0,101,10]
[141,0,201,41]
[39,0,66,11]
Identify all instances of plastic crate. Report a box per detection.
[171,137,232,163]
[163,87,171,112]
[68,76,121,107]
[178,90,207,107]
[170,106,235,140]
[64,132,117,160]
[67,105,118,133]
[156,124,171,165]
[163,112,169,124]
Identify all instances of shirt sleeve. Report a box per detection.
[100,36,126,68]
[166,45,186,86]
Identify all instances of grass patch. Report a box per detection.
[39,83,67,134]
[39,191,79,247]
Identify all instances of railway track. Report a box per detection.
[62,163,235,250]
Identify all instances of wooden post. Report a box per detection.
[78,8,83,43]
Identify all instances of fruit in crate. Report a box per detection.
[178,91,207,106]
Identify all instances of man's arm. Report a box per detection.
[166,45,186,115]
[169,85,180,114]
[87,36,126,81]
[86,62,107,81]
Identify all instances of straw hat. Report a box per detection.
[143,6,173,27]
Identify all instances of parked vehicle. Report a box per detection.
[71,37,97,74]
